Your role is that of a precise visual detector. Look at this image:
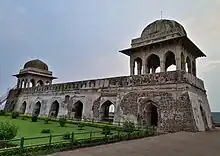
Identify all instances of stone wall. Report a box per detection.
[120,91,197,133]
[5,71,212,133]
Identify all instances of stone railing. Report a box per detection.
[17,71,204,94]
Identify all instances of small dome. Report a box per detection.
[141,19,187,38]
[24,59,48,71]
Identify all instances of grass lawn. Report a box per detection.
[0,116,105,146]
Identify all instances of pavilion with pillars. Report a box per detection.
[120,19,205,76]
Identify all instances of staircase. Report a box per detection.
[0,85,17,109]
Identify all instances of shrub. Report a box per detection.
[78,122,85,130]
[0,121,18,140]
[20,117,25,120]
[32,116,38,122]
[44,117,51,124]
[11,112,19,119]
[0,110,5,116]
[123,121,135,132]
[63,133,70,140]
[41,128,51,133]
[102,126,111,135]
[59,117,67,127]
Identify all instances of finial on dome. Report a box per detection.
[160,11,163,19]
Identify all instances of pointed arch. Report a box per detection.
[20,101,27,114]
[100,100,115,122]
[165,51,176,71]
[65,95,70,102]
[30,79,35,87]
[146,54,160,74]
[49,100,59,118]
[146,103,158,126]
[33,101,41,116]
[133,57,143,75]
[72,100,83,119]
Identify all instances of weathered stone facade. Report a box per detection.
[4,19,214,133]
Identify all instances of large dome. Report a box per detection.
[141,19,187,38]
[24,59,48,71]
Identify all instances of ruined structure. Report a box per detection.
[4,19,214,133]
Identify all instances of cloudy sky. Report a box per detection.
[0,0,219,111]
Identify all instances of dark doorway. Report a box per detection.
[49,101,59,118]
[147,104,158,126]
[72,101,83,119]
[20,101,27,114]
[100,100,115,123]
[33,101,41,116]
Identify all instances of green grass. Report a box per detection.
[0,116,105,146]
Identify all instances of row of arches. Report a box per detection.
[133,51,196,76]
[19,100,115,121]
[18,79,50,89]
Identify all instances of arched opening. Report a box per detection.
[165,51,176,71]
[146,103,158,126]
[146,54,160,74]
[181,52,185,70]
[65,95,70,102]
[21,79,25,88]
[192,61,196,76]
[30,79,35,87]
[49,100,59,118]
[20,101,27,114]
[71,101,83,119]
[200,105,209,130]
[133,57,143,75]
[186,57,191,73]
[100,100,115,123]
[36,80,44,87]
[33,101,41,116]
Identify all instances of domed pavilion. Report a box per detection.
[13,59,57,88]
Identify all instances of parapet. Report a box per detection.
[18,71,205,94]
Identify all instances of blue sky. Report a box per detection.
[0,0,219,111]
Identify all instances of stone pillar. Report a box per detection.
[145,66,149,74]
[24,79,28,88]
[130,59,134,75]
[160,61,165,72]
[176,57,181,70]
[27,81,30,88]
[142,59,146,74]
